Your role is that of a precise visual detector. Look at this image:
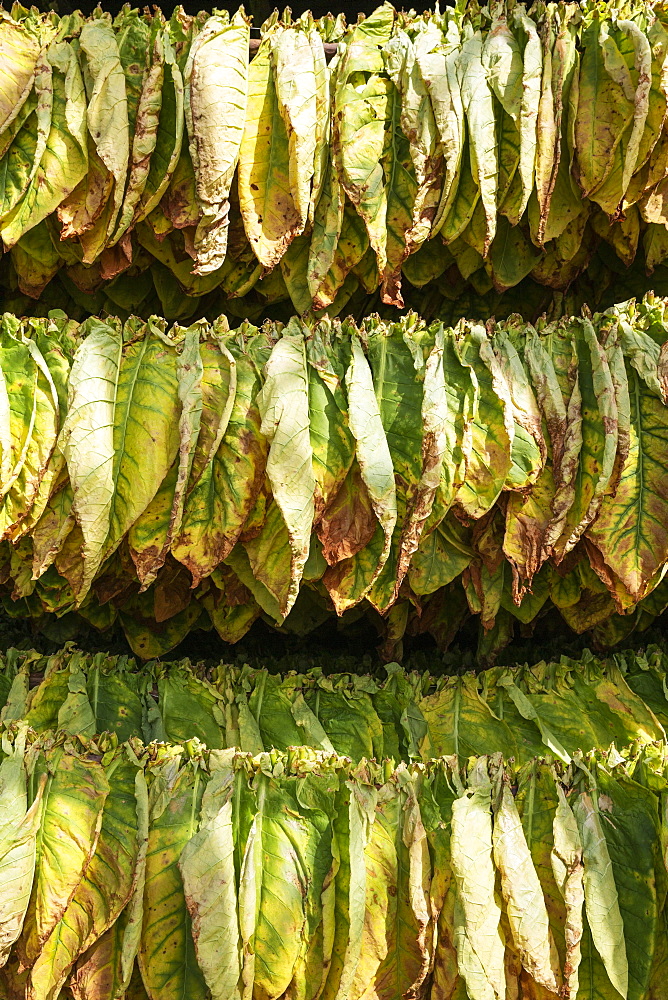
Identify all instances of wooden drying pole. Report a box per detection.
[248,37,339,57]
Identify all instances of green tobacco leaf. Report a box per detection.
[291,690,336,753]
[540,12,583,243]
[307,149,344,304]
[351,770,431,1000]
[157,668,224,749]
[61,320,180,601]
[401,237,451,288]
[547,320,618,561]
[482,11,523,221]
[56,656,95,738]
[128,325,205,588]
[0,13,41,135]
[28,754,142,1000]
[311,197,369,310]
[510,764,566,1000]
[396,325,472,591]
[514,654,661,754]
[139,753,208,1000]
[459,26,497,254]
[185,12,250,274]
[492,780,560,992]
[588,20,652,217]
[365,320,425,609]
[178,752,240,1000]
[272,25,318,233]
[22,658,71,733]
[494,327,545,490]
[334,5,395,277]
[421,763,459,1000]
[487,217,541,291]
[304,683,384,762]
[574,18,650,216]
[307,23,330,227]
[0,735,46,968]
[409,514,473,596]
[239,769,338,1000]
[306,324,355,519]
[70,765,149,1000]
[551,783,584,1000]
[587,362,668,600]
[455,324,513,519]
[237,499,291,621]
[0,318,41,497]
[510,8,542,224]
[86,664,144,742]
[172,335,267,586]
[524,326,568,470]
[533,8,558,241]
[11,222,62,300]
[633,20,668,201]
[323,336,397,613]
[238,30,300,269]
[19,752,109,971]
[119,595,203,660]
[115,9,151,144]
[257,332,316,616]
[281,232,313,314]
[110,4,152,237]
[320,776,376,1000]
[283,766,339,1000]
[112,19,165,242]
[574,18,632,201]
[450,760,505,1000]
[496,673,570,762]
[0,326,61,541]
[415,16,465,238]
[605,324,635,498]
[573,788,628,1000]
[245,670,305,752]
[0,76,36,165]
[378,30,421,307]
[583,765,662,1000]
[0,51,52,229]
[1,39,87,249]
[344,333,400,550]
[615,317,663,398]
[132,29,185,225]
[29,478,75,582]
[418,670,540,762]
[65,21,129,262]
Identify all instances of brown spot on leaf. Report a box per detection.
[317,465,376,565]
